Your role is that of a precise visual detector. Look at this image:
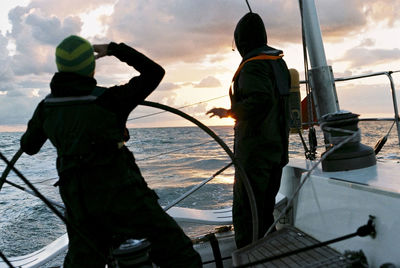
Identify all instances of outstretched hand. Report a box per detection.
[206,108,230,119]
[93,44,109,59]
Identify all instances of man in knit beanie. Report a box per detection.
[20,35,202,267]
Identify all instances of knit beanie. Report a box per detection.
[55,35,95,77]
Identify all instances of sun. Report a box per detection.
[79,5,115,38]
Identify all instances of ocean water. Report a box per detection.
[1,122,400,261]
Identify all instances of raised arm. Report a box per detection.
[95,42,165,118]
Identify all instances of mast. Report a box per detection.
[300,0,376,171]
[301,0,339,119]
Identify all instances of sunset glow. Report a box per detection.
[0,0,399,131]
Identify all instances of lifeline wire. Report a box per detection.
[136,140,216,161]
[2,178,64,209]
[0,151,107,263]
[0,177,58,189]
[0,148,64,209]
[0,148,23,191]
[386,120,396,137]
[0,250,15,268]
[163,162,233,211]
[128,95,227,121]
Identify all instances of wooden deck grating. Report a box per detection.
[232,226,353,267]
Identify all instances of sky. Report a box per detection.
[0,0,399,131]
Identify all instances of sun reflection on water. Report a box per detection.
[212,174,234,184]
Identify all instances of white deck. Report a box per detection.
[287,158,400,197]
[282,158,400,267]
[0,234,68,268]
[166,192,287,225]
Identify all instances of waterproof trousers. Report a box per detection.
[232,150,282,249]
[58,151,202,268]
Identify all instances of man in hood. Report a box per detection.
[21,35,202,267]
[207,13,290,248]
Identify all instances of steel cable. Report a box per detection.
[128,95,227,121]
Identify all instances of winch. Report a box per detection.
[111,238,152,268]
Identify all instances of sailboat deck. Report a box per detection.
[232,226,353,267]
[288,158,400,197]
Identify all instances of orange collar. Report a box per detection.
[232,54,283,82]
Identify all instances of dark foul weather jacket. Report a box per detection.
[230,12,290,249]
[21,42,164,174]
[20,42,201,268]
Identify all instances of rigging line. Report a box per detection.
[0,250,15,268]
[299,0,312,117]
[136,140,216,161]
[245,0,253,13]
[386,120,396,136]
[128,95,228,121]
[163,162,233,211]
[0,148,23,192]
[1,150,63,208]
[0,151,108,263]
[373,120,396,155]
[2,177,59,189]
[136,136,234,162]
[263,127,361,238]
[203,234,223,268]
[299,0,317,160]
[3,178,65,209]
[296,128,310,156]
[31,177,58,185]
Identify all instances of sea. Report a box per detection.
[1,122,400,264]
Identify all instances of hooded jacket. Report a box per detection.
[231,12,290,167]
[20,42,165,173]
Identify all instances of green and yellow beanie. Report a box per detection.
[55,35,95,77]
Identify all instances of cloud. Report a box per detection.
[0,34,14,83]
[7,6,83,76]
[194,76,221,88]
[1,0,400,128]
[106,0,243,63]
[25,13,82,45]
[5,0,400,77]
[27,0,116,18]
[336,83,399,116]
[363,0,400,27]
[305,0,400,42]
[339,47,400,68]
[315,0,367,40]
[104,0,400,63]
[359,38,375,47]
[158,82,181,91]
[0,87,42,125]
